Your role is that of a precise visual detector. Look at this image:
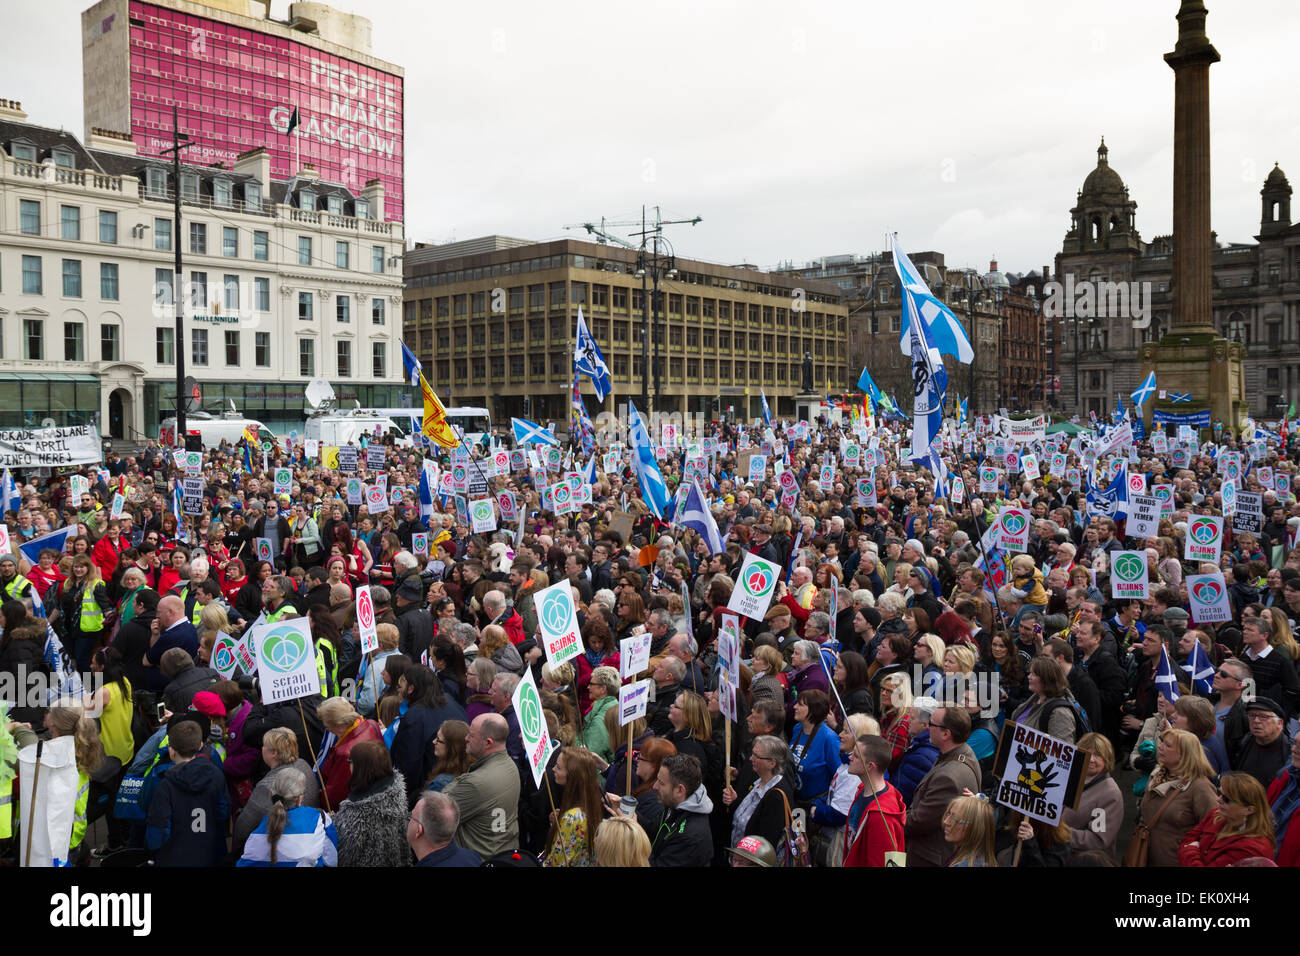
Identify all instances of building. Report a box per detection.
[403,237,849,424]
[81,0,404,221]
[0,98,405,437]
[1055,140,1300,420]
[990,261,1047,414]
[777,251,1009,413]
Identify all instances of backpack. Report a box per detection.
[1040,696,1090,740]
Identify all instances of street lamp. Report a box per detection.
[159,105,194,445]
[636,235,676,415]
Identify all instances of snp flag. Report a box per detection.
[893,235,974,364]
[760,389,772,427]
[573,307,611,400]
[905,282,948,463]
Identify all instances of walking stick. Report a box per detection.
[23,739,43,867]
[297,700,332,813]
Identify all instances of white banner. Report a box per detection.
[356,585,379,655]
[994,722,1085,827]
[991,414,1047,444]
[1183,515,1224,563]
[535,579,584,665]
[513,669,554,788]
[618,679,653,726]
[0,424,102,468]
[619,633,652,679]
[1126,493,1162,540]
[1109,550,1149,600]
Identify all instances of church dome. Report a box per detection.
[1081,137,1127,198]
[1264,162,1290,190]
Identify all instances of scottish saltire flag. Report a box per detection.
[313,731,337,773]
[857,366,885,407]
[1155,644,1182,705]
[893,235,974,363]
[1182,639,1215,695]
[1169,391,1192,404]
[418,465,435,528]
[401,341,424,388]
[760,389,772,427]
[906,284,948,462]
[627,400,669,519]
[18,527,76,565]
[1085,461,1129,519]
[571,372,596,457]
[679,479,726,555]
[573,307,612,401]
[582,453,598,487]
[958,396,968,428]
[512,417,560,447]
[1130,371,1157,409]
[2,469,20,514]
[1113,393,1126,424]
[926,443,950,500]
[42,616,84,702]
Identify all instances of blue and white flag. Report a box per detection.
[18,527,76,565]
[313,730,337,773]
[1182,639,1214,696]
[1130,371,1156,409]
[905,276,949,463]
[958,396,968,428]
[1155,644,1181,706]
[2,469,19,515]
[573,306,611,401]
[417,465,435,528]
[678,479,726,555]
[512,417,560,447]
[926,443,950,500]
[857,366,885,407]
[1113,393,1126,424]
[627,401,669,520]
[760,389,772,427]
[1168,391,1192,404]
[893,235,974,364]
[1084,461,1128,519]
[401,340,423,389]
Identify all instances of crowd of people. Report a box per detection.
[1,408,1299,868]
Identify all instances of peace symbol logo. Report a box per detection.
[1007,453,1020,470]
[859,479,873,497]
[473,500,493,519]
[367,486,384,504]
[746,566,775,596]
[357,588,375,629]
[453,465,466,482]
[1190,519,1217,545]
[1114,554,1144,582]
[982,467,996,482]
[259,625,310,674]
[554,484,571,505]
[1001,513,1026,536]
[212,638,236,673]
[1192,580,1222,604]
[518,682,543,739]
[1129,474,1145,493]
[1154,486,1171,502]
[541,589,572,634]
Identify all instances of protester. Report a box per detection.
[1178,772,1277,866]
[332,740,411,867]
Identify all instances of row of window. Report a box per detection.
[142,168,373,220]
[8,318,120,363]
[152,330,386,379]
[18,201,386,272]
[429,355,846,385]
[15,256,121,300]
[423,324,841,356]
[294,292,387,324]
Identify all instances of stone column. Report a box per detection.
[1163,0,1219,333]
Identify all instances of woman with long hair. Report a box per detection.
[665,690,723,799]
[42,704,105,864]
[237,767,337,867]
[430,638,468,708]
[1135,728,1219,867]
[60,555,113,673]
[832,651,874,723]
[333,740,412,867]
[1179,772,1276,866]
[989,631,1028,719]
[878,673,914,771]
[626,737,677,835]
[1011,657,1083,744]
[85,647,133,768]
[575,614,620,714]
[425,719,471,792]
[369,532,402,588]
[943,795,997,867]
[543,748,605,867]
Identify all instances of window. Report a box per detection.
[22,255,42,294]
[336,241,350,269]
[11,142,35,162]
[298,189,316,211]
[213,179,232,208]
[372,341,386,378]
[62,259,82,298]
[101,324,120,361]
[99,210,117,244]
[51,148,74,169]
[155,218,172,251]
[371,298,385,325]
[223,274,239,311]
[189,271,208,310]
[372,245,384,273]
[355,198,370,220]
[299,339,315,376]
[146,168,167,197]
[298,236,312,266]
[253,230,268,261]
[337,340,352,377]
[155,268,173,310]
[337,295,351,323]
[156,327,174,364]
[328,195,343,216]
[298,291,313,320]
[61,205,81,240]
[254,277,270,311]
[192,328,208,366]
[189,222,206,254]
[181,174,199,201]
[222,227,238,257]
[100,263,119,300]
[24,319,43,359]
[255,332,270,367]
[244,182,262,212]
[225,330,240,366]
[20,200,41,235]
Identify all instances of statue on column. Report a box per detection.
[801,352,814,392]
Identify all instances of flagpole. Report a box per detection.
[959,456,1012,629]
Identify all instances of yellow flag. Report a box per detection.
[421,372,460,449]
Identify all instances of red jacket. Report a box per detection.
[318,718,383,812]
[1177,811,1275,867]
[843,781,906,867]
[497,609,527,647]
[1267,774,1300,867]
[91,534,125,583]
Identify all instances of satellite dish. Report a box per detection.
[305,379,336,409]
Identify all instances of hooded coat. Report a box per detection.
[843,780,907,867]
[649,784,714,867]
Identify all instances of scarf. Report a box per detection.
[119,585,144,626]
[382,699,407,750]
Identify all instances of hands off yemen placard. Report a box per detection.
[536,579,584,665]
[252,619,320,704]
[1126,494,1162,539]
[1187,572,1233,624]
[1110,550,1149,600]
[726,553,780,620]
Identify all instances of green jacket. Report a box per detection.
[442,749,520,860]
[580,694,618,764]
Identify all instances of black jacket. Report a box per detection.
[1066,665,1102,737]
[1080,649,1127,745]
[649,786,714,867]
[0,623,49,723]
[163,666,219,714]
[391,699,468,807]
[146,752,228,867]
[242,694,326,766]
[730,774,796,850]
[395,602,435,661]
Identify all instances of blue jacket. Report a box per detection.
[146,752,229,866]
[790,722,841,802]
[416,841,483,867]
[890,729,940,806]
[143,621,200,692]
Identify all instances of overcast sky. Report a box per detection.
[7,0,1298,276]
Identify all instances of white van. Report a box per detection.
[304,412,411,448]
[368,406,492,446]
[159,412,275,450]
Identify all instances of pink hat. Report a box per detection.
[190,690,225,718]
